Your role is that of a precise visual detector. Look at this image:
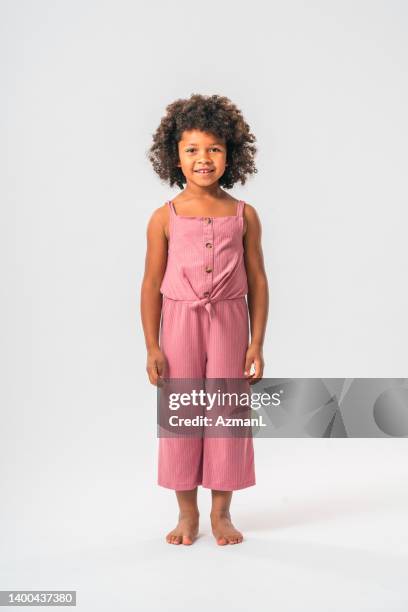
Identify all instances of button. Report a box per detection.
[206,267,212,273]
[205,242,212,248]
[203,291,210,297]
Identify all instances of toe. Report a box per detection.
[217,537,228,546]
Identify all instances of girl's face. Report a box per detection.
[177,129,227,187]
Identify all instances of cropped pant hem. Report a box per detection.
[158,479,202,491]
[201,479,256,491]
[158,478,256,492]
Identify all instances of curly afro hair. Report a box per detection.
[147,94,258,190]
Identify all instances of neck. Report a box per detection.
[182,182,224,200]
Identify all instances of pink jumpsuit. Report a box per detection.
[157,199,256,491]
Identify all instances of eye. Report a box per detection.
[184,147,222,153]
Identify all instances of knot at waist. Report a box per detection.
[163,296,246,320]
[190,298,214,318]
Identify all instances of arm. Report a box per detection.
[243,204,269,382]
[140,206,168,385]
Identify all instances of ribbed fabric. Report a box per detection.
[160,200,248,318]
[157,200,256,491]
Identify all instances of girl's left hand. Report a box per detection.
[244,343,264,384]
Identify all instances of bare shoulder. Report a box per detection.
[242,202,261,236]
[150,202,169,220]
[243,202,260,219]
[146,203,169,240]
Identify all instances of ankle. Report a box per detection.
[179,508,199,519]
[210,510,231,520]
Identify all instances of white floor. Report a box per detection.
[2,439,408,611]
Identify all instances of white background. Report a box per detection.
[1,1,408,610]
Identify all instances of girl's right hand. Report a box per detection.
[146,346,166,386]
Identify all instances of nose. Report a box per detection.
[198,150,212,162]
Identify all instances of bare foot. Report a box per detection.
[210,511,243,545]
[166,511,199,545]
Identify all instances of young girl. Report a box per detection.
[141,94,269,546]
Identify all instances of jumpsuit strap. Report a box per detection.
[167,200,176,215]
[236,200,245,217]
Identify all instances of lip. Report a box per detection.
[195,169,215,174]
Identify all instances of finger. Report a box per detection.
[253,359,262,378]
[249,360,263,385]
[244,358,253,377]
[147,364,159,386]
[156,360,167,387]
[156,359,165,379]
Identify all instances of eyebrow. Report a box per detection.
[184,142,223,146]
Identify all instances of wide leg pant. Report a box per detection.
[158,296,256,491]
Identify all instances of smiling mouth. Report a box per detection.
[195,169,215,174]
